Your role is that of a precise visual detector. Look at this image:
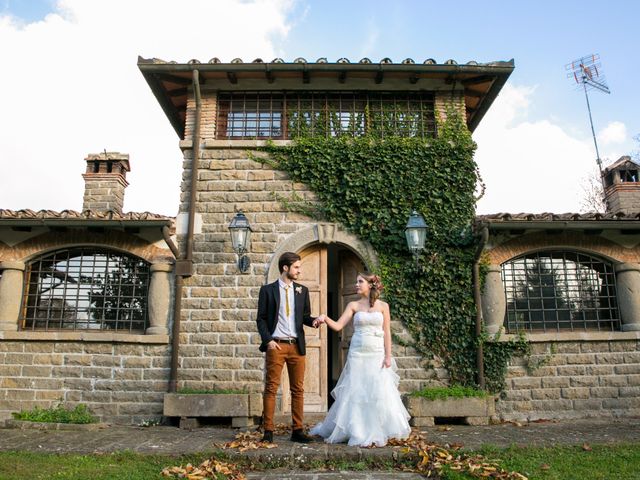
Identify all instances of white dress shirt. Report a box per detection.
[272,279,297,339]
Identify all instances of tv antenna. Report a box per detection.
[566,54,610,173]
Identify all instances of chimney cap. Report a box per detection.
[85,152,130,172]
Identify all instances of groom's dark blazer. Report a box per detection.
[256,280,316,355]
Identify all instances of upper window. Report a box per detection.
[502,251,619,333]
[21,248,150,332]
[216,92,436,139]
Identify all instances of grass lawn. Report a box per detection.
[1,443,640,479]
[0,451,219,480]
[441,443,640,480]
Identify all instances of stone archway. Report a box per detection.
[266,223,377,282]
[266,223,376,414]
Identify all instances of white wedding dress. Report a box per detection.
[310,310,411,447]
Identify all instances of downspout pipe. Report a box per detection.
[168,69,202,393]
[472,222,489,389]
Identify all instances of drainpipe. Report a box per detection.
[168,69,202,393]
[472,222,489,389]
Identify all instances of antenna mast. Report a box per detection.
[566,54,611,173]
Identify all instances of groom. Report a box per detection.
[256,251,320,443]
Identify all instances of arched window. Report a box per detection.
[502,251,619,332]
[21,248,150,332]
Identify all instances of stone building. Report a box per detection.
[137,56,513,418]
[479,157,640,420]
[0,152,176,424]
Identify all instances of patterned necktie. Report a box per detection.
[285,285,290,317]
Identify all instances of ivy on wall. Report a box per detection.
[262,112,509,389]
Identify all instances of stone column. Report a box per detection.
[481,265,506,335]
[0,261,26,331]
[146,263,173,335]
[615,263,640,331]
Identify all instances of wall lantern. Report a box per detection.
[405,210,428,265]
[228,211,252,273]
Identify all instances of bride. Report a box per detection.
[310,273,411,447]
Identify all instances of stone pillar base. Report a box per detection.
[146,326,169,335]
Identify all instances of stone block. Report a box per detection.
[569,376,599,387]
[580,342,611,353]
[212,358,243,370]
[164,393,250,417]
[231,416,256,428]
[615,364,640,375]
[595,353,626,364]
[541,376,570,388]
[531,388,561,400]
[556,365,586,376]
[600,375,628,387]
[23,343,54,353]
[511,377,542,389]
[409,416,435,427]
[21,366,52,377]
[403,395,495,418]
[561,387,590,399]
[619,386,640,397]
[589,386,619,398]
[565,354,595,365]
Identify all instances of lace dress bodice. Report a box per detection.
[350,310,384,354]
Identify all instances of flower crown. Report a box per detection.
[369,275,384,291]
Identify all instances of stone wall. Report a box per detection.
[174,144,438,394]
[0,340,169,424]
[497,339,640,421]
[0,228,174,423]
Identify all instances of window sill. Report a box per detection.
[180,139,292,150]
[491,331,640,343]
[0,331,169,344]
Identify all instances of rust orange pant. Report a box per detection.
[263,342,305,431]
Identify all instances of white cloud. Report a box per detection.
[0,0,294,215]
[474,83,596,214]
[598,120,627,146]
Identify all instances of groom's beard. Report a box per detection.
[286,272,298,281]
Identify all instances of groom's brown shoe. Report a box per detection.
[290,429,313,443]
[261,430,273,443]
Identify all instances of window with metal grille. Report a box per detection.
[502,251,619,333]
[216,92,436,139]
[21,248,150,332]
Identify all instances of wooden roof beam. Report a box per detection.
[461,75,495,86]
[168,87,188,98]
[154,73,191,86]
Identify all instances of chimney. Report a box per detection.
[602,156,640,214]
[82,152,130,214]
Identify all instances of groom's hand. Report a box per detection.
[312,315,326,328]
[267,340,281,350]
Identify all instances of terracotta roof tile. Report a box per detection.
[0,209,173,222]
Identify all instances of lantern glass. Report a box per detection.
[404,210,428,254]
[228,212,252,254]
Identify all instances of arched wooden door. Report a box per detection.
[337,250,365,368]
[281,245,328,413]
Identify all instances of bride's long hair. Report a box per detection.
[359,272,384,307]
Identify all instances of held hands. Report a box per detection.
[312,314,327,328]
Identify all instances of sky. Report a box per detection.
[0,0,638,216]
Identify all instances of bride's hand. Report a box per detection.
[382,356,391,368]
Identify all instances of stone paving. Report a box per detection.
[2,419,640,479]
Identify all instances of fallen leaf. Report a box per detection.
[582,443,592,451]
